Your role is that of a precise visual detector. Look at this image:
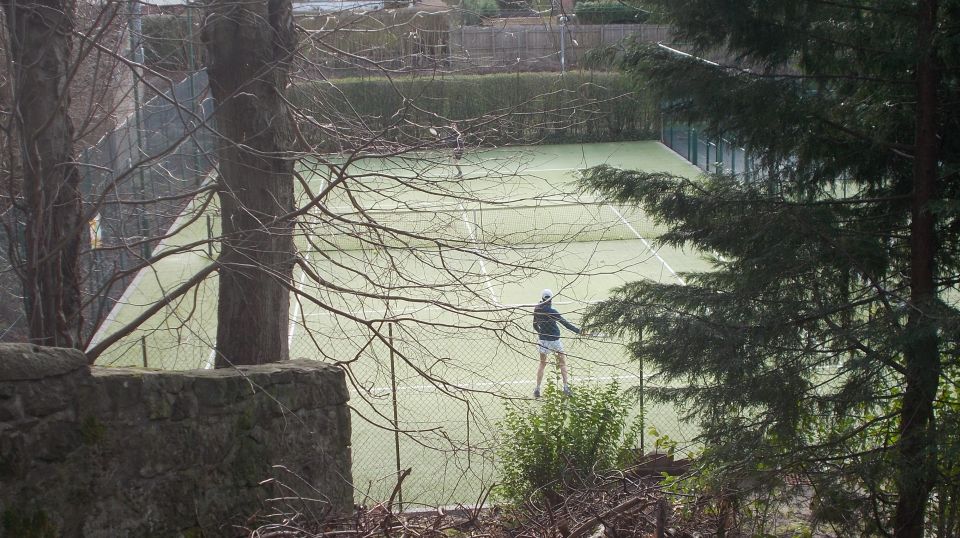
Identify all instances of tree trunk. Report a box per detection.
[3,0,83,348]
[895,0,942,536]
[203,0,297,367]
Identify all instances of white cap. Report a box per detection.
[541,289,553,301]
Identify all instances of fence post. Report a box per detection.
[716,139,724,173]
[389,322,403,511]
[690,127,698,164]
[639,331,645,453]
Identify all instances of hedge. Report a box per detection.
[290,72,657,152]
[141,15,201,70]
[461,0,499,26]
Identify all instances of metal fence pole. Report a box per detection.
[389,322,403,510]
[716,139,724,173]
[639,330,645,453]
[559,16,568,73]
[688,126,695,163]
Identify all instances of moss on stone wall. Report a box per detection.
[80,416,105,445]
[2,508,57,538]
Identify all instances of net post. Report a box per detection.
[141,336,148,368]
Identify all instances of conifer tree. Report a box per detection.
[580,2,959,536]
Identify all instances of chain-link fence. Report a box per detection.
[661,119,756,177]
[302,307,699,507]
[81,70,215,340]
[0,221,27,341]
[0,71,215,343]
[2,64,699,506]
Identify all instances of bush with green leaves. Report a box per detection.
[496,382,641,504]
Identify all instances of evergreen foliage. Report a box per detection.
[496,383,640,504]
[290,72,657,151]
[579,1,960,536]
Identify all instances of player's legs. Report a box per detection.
[534,351,549,397]
[556,351,570,394]
[535,339,571,397]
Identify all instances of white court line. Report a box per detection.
[606,205,685,285]
[366,373,646,395]
[459,203,499,305]
[302,300,597,318]
[523,167,578,173]
[204,346,216,369]
[289,174,325,347]
[288,251,312,347]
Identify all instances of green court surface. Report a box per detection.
[90,141,708,506]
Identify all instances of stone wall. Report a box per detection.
[0,344,352,537]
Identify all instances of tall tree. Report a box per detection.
[202,0,298,367]
[2,0,84,347]
[581,1,959,536]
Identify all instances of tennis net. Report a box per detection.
[302,201,665,251]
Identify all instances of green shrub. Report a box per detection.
[496,382,641,504]
[574,2,648,25]
[290,72,657,151]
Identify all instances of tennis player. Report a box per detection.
[533,289,581,398]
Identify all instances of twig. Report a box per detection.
[567,496,655,538]
[386,468,412,512]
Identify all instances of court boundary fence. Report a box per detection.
[661,119,757,177]
[0,70,215,343]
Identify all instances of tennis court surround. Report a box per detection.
[91,141,708,506]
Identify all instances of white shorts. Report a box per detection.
[537,339,564,354]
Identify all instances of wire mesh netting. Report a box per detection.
[306,201,668,252]
[661,120,755,177]
[300,312,700,507]
[78,135,705,506]
[0,71,215,342]
[80,71,215,335]
[1,61,703,507]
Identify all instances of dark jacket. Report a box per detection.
[533,302,581,341]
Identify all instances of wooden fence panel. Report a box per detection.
[313,22,674,73]
[452,24,672,69]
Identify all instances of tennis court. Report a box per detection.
[90,140,708,505]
